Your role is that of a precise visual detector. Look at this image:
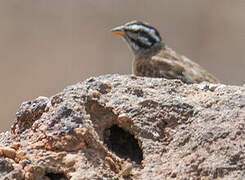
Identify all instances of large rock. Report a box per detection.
[0,74,244,180]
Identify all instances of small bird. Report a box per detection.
[111,20,219,84]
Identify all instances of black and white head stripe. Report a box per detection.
[112,20,163,56]
[124,21,161,42]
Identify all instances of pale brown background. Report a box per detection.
[1,0,245,132]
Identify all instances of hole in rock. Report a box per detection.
[45,172,68,180]
[104,125,143,164]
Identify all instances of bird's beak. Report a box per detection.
[111,26,126,37]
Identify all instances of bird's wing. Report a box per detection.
[151,46,219,83]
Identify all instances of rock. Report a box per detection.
[0,147,16,160]
[0,74,244,180]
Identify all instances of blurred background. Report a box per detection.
[1,0,245,131]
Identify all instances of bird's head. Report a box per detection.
[111,20,164,57]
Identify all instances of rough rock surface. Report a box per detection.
[0,74,244,180]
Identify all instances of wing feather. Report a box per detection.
[150,46,219,83]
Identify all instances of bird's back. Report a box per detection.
[133,46,219,84]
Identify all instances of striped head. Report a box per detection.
[111,20,164,57]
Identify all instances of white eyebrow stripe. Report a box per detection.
[127,24,160,42]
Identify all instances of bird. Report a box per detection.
[111,20,219,84]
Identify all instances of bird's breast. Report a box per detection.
[132,57,159,77]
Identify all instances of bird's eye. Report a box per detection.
[138,31,150,40]
[127,31,138,40]
[138,31,146,37]
[138,31,155,46]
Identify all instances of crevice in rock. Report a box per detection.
[44,172,68,180]
[103,125,143,164]
[85,100,117,135]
